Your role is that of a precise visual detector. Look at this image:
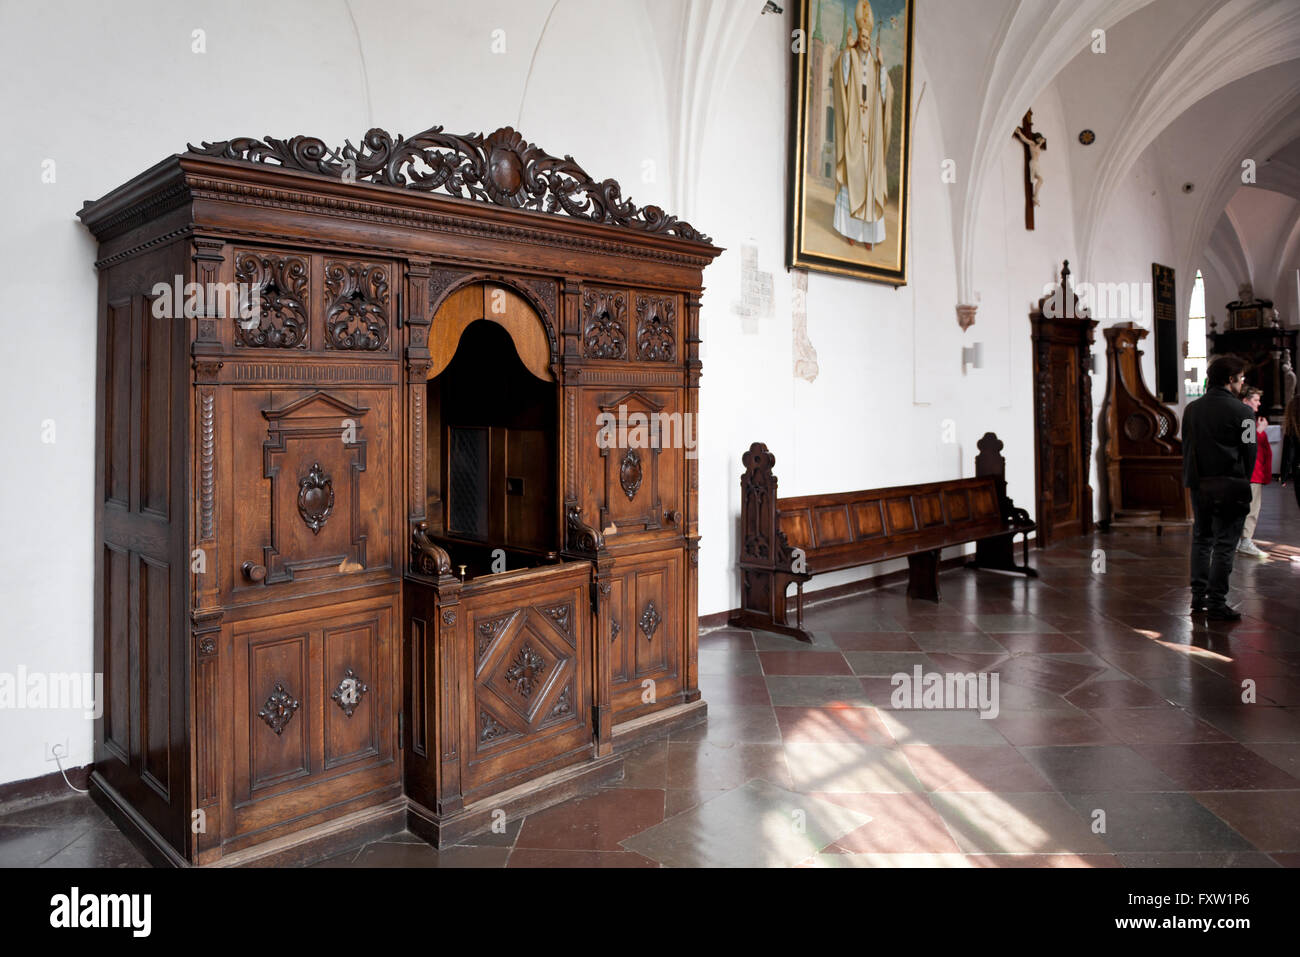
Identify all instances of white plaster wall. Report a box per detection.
[692,38,1086,615]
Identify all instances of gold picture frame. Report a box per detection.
[787,0,915,285]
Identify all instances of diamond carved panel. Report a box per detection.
[478,607,573,726]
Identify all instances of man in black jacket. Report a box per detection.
[1182,356,1256,620]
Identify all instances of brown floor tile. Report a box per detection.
[759,651,852,675]
[314,839,509,868]
[1193,706,1300,742]
[900,744,1053,792]
[697,628,757,651]
[926,791,1110,854]
[993,655,1105,695]
[669,705,782,745]
[811,791,962,853]
[987,633,1090,654]
[774,706,895,744]
[622,780,872,867]
[962,853,1121,867]
[1019,745,1177,791]
[767,675,873,708]
[612,739,669,788]
[514,788,665,852]
[698,648,762,675]
[1058,791,1255,853]
[665,741,793,790]
[507,848,659,867]
[1088,706,1233,745]
[876,710,1008,745]
[664,789,729,818]
[911,632,1010,653]
[1245,742,1300,778]
[784,741,924,793]
[991,711,1121,747]
[1132,742,1300,791]
[695,673,771,707]
[1117,851,1278,867]
[1193,791,1300,851]
[830,631,921,652]
[1064,678,1172,709]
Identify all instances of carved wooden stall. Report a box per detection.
[1208,288,1298,421]
[1030,262,1097,548]
[1098,322,1192,531]
[78,123,721,864]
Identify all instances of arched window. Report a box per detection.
[1184,269,1207,397]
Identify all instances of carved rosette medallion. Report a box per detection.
[234,252,309,348]
[638,600,661,642]
[619,448,643,501]
[504,642,546,698]
[324,261,390,350]
[258,683,299,735]
[583,289,628,359]
[635,294,675,361]
[331,668,369,718]
[297,463,334,533]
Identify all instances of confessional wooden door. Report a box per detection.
[1030,264,1098,548]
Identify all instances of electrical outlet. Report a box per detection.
[45,740,69,763]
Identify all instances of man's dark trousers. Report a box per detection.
[1190,495,1247,609]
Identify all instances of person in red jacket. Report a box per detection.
[1238,387,1272,557]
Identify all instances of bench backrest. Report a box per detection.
[737,432,1029,578]
[778,477,1004,572]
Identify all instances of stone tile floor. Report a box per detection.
[4,487,1297,867]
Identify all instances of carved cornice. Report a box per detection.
[188,125,712,244]
[182,180,715,270]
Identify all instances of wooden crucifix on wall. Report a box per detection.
[1013,110,1047,230]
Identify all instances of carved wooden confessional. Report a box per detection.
[78,123,721,864]
[1098,321,1192,531]
[1030,262,1097,548]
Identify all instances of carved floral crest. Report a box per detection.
[188,125,712,243]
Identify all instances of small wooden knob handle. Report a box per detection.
[664,509,682,526]
[242,561,267,583]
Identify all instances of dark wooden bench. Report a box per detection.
[730,432,1037,642]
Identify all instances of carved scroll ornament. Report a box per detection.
[189,125,712,243]
[411,521,451,576]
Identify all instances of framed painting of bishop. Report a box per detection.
[787,0,914,285]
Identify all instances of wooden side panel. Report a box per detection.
[229,595,398,843]
[611,549,684,721]
[93,240,191,861]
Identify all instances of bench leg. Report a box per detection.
[907,549,941,602]
[966,533,1039,578]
